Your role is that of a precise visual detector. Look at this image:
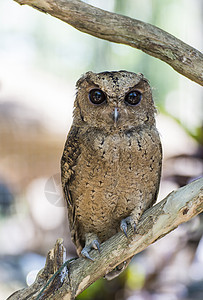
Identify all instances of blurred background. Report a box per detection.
[0,0,202,299]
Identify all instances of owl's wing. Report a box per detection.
[61,126,81,252]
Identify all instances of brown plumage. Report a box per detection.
[61,71,162,278]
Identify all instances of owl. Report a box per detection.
[61,71,162,278]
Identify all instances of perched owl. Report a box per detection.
[61,71,162,278]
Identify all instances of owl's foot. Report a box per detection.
[81,233,101,261]
[120,215,137,237]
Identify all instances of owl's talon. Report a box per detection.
[81,236,101,261]
[120,220,128,237]
[120,216,138,236]
[92,240,101,252]
[120,216,131,237]
[123,227,128,238]
[81,248,95,261]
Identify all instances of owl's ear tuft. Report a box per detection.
[139,74,150,85]
[76,71,94,88]
[136,73,144,80]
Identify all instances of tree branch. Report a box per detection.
[14,0,203,85]
[7,178,203,300]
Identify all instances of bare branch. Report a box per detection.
[7,178,203,300]
[14,0,203,85]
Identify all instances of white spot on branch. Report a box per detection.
[77,275,90,294]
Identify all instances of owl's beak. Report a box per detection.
[113,107,119,125]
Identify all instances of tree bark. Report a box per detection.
[7,177,203,300]
[14,0,203,86]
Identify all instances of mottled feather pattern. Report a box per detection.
[61,71,162,275]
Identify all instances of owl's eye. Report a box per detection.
[89,89,106,105]
[125,90,142,106]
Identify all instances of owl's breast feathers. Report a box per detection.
[61,125,162,250]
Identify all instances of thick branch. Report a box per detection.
[7,178,203,300]
[14,0,203,85]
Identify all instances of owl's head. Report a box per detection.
[73,71,157,132]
